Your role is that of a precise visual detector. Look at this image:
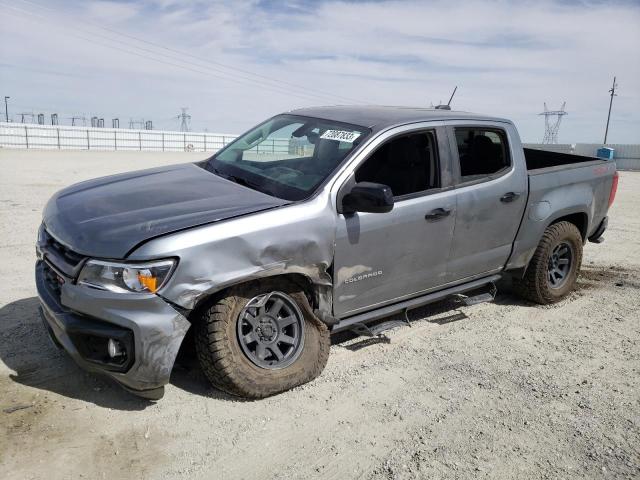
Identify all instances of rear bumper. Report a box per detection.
[36,261,190,399]
[588,216,608,243]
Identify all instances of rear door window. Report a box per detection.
[454,128,510,182]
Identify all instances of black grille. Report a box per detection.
[42,261,64,301]
[42,229,84,267]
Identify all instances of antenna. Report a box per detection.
[604,76,618,144]
[435,86,458,110]
[538,102,567,144]
[447,86,458,106]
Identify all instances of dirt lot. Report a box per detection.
[0,150,638,480]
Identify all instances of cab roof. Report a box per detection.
[288,105,510,133]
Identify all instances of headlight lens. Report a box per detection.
[78,259,176,293]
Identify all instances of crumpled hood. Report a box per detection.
[43,162,288,258]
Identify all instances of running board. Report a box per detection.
[351,308,412,337]
[351,319,410,338]
[453,282,497,306]
[332,274,501,333]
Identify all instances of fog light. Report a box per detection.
[107,338,125,359]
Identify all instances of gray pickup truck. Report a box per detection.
[36,106,618,399]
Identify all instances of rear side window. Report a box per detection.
[454,128,510,181]
[355,131,439,198]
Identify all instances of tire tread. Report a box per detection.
[513,221,583,304]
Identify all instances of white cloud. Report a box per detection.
[0,0,638,142]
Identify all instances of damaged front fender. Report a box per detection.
[129,195,337,317]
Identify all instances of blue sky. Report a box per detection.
[1,0,639,143]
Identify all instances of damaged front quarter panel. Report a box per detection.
[128,194,338,317]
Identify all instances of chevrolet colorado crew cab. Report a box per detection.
[36,106,618,399]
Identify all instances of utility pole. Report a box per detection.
[3,96,9,122]
[604,76,618,145]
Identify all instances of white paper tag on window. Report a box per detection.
[320,130,361,143]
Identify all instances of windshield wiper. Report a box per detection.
[211,167,274,196]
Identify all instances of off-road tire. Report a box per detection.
[513,221,583,304]
[194,278,330,398]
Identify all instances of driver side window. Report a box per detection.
[355,131,440,198]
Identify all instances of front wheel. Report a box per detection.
[513,221,583,304]
[194,279,330,398]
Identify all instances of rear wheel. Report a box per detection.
[513,221,583,304]
[195,278,330,398]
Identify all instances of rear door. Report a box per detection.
[445,122,528,281]
[332,125,457,317]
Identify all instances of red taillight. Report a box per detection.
[608,171,619,208]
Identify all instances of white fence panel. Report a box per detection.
[0,122,237,153]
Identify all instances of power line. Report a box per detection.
[6,0,368,105]
[0,4,328,105]
[15,0,366,104]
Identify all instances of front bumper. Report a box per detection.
[36,261,190,400]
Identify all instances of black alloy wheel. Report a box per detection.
[547,241,574,289]
[236,291,305,369]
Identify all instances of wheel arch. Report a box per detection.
[548,211,588,242]
[506,208,589,278]
[188,272,329,322]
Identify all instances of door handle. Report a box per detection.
[425,208,451,221]
[500,192,521,203]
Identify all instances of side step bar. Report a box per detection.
[453,282,497,306]
[332,274,501,333]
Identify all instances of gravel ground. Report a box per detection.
[0,150,638,480]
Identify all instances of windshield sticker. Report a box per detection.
[320,130,361,143]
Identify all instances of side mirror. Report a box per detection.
[341,182,394,214]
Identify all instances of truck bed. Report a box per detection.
[506,148,616,272]
[523,147,602,171]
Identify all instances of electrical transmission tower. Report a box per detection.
[18,112,35,123]
[128,118,146,130]
[539,102,567,144]
[178,107,191,132]
[70,116,87,126]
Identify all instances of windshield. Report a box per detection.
[206,114,370,201]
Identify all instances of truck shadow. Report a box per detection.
[0,296,235,410]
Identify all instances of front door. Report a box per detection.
[332,128,456,317]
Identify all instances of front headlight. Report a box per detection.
[78,259,176,294]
